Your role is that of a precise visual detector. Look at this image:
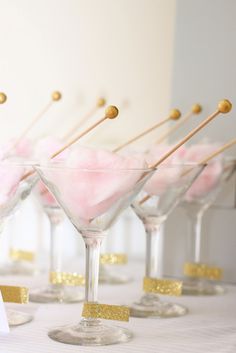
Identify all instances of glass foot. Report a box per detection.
[29,285,84,303]
[99,267,132,284]
[129,294,188,318]
[182,278,225,295]
[7,309,33,326]
[48,319,133,346]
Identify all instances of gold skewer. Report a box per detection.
[139,99,232,205]
[21,105,119,181]
[62,97,106,141]
[113,109,181,153]
[156,104,202,144]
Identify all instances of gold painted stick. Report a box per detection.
[139,100,232,204]
[11,91,62,150]
[62,97,106,141]
[156,104,202,144]
[113,109,181,153]
[21,105,119,180]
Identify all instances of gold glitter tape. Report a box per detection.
[143,277,182,296]
[49,271,85,286]
[100,253,128,265]
[184,262,223,280]
[82,302,129,322]
[0,285,28,303]
[9,248,35,262]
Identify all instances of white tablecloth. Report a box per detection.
[1,262,236,353]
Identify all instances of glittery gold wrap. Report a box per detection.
[82,302,130,322]
[143,277,182,296]
[9,248,35,262]
[184,262,223,280]
[100,253,128,265]
[49,271,85,286]
[0,285,28,303]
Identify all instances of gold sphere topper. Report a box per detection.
[97,97,106,107]
[0,92,7,104]
[105,105,119,119]
[192,104,202,114]
[52,91,62,101]
[218,99,232,114]
[170,109,181,120]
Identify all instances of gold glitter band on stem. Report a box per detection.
[0,285,28,303]
[143,277,182,296]
[9,248,35,262]
[49,271,85,286]
[82,303,130,322]
[100,253,128,265]
[184,262,223,280]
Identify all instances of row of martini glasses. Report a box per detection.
[0,99,235,346]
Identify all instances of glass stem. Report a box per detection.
[47,208,64,286]
[83,233,105,303]
[144,222,162,278]
[187,210,204,263]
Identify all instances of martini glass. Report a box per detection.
[30,184,84,303]
[130,163,204,318]
[182,158,236,295]
[0,161,37,326]
[34,162,154,346]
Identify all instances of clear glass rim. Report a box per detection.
[30,161,206,172]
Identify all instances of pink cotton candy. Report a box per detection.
[44,146,147,220]
[184,144,223,201]
[0,138,33,159]
[37,181,58,207]
[34,136,68,161]
[34,136,68,206]
[0,165,25,205]
[143,144,186,195]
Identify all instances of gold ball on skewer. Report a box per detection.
[192,104,202,114]
[218,99,232,113]
[105,105,119,119]
[0,92,7,104]
[97,97,106,107]
[170,109,181,120]
[52,91,62,101]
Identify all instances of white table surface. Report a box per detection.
[1,262,236,353]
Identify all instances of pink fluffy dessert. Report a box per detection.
[143,144,186,195]
[43,146,147,220]
[0,137,33,159]
[184,143,223,201]
[34,136,67,207]
[0,164,25,206]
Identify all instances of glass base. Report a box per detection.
[29,285,84,303]
[182,278,225,296]
[99,266,132,284]
[48,319,133,346]
[7,309,33,326]
[129,294,188,318]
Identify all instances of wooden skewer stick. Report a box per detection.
[0,92,7,104]
[156,104,202,144]
[21,105,119,181]
[139,99,232,205]
[198,139,236,165]
[11,91,62,151]
[113,109,181,153]
[62,97,106,141]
